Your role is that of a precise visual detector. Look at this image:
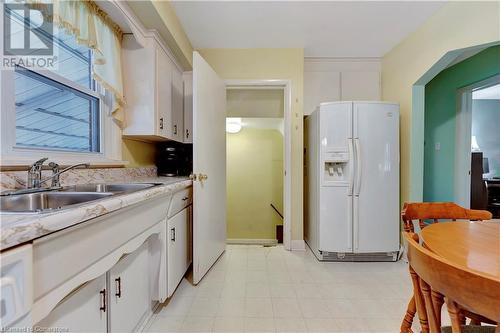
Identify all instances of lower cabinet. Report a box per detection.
[37,274,107,332]
[167,207,191,297]
[109,241,150,332]
[36,241,151,332]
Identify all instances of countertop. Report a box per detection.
[0,177,191,251]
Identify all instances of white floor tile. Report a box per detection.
[298,298,331,319]
[244,317,275,332]
[245,298,274,318]
[212,316,245,332]
[148,315,185,333]
[305,318,341,333]
[189,298,220,317]
[180,316,214,333]
[216,298,246,317]
[245,282,271,298]
[271,298,302,318]
[274,317,307,333]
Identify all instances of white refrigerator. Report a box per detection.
[304,101,400,261]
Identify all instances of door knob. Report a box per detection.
[198,174,208,181]
[189,173,197,181]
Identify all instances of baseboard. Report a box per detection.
[226,238,278,246]
[291,239,306,251]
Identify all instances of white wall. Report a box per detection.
[303,58,381,115]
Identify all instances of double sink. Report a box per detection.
[0,183,162,214]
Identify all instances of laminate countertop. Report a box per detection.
[0,177,191,251]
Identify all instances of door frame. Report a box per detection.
[225,79,292,251]
[455,74,500,207]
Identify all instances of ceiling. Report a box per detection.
[171,1,445,58]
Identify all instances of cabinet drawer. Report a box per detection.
[168,187,192,218]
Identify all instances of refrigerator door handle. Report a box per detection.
[354,138,362,196]
[348,139,354,196]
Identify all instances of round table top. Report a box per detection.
[420,221,500,281]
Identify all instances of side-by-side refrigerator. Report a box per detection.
[304,101,400,261]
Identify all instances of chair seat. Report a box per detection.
[441,325,497,333]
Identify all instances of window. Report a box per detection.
[1,2,125,166]
[12,20,101,153]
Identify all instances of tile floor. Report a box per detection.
[145,245,430,333]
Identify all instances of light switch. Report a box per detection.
[435,142,441,151]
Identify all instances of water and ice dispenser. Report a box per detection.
[323,151,350,182]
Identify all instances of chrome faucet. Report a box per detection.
[27,157,48,188]
[38,162,91,188]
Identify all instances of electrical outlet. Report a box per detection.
[435,142,441,151]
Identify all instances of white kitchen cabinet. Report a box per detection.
[109,241,150,333]
[167,207,190,297]
[183,72,193,143]
[122,34,187,142]
[171,67,184,142]
[36,275,107,333]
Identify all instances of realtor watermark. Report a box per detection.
[2,2,58,70]
[1,326,69,332]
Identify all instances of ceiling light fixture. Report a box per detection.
[226,118,242,134]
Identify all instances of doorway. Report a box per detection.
[224,82,292,249]
[455,75,500,216]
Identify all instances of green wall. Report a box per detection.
[226,127,283,240]
[424,46,500,202]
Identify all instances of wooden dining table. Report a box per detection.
[420,220,500,281]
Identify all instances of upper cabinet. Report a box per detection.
[122,35,186,143]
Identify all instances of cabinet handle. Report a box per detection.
[159,118,164,130]
[174,125,178,135]
[186,129,190,139]
[115,277,122,298]
[171,227,176,242]
[99,289,106,312]
[182,197,189,201]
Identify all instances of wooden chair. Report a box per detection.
[400,202,492,333]
[404,232,499,333]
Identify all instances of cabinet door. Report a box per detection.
[167,208,189,297]
[183,72,193,143]
[171,67,184,142]
[109,241,150,333]
[36,275,107,333]
[156,46,173,139]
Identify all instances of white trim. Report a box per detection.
[290,240,306,251]
[454,74,500,206]
[226,239,278,246]
[224,79,293,252]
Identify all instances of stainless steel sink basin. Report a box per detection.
[61,183,160,193]
[0,192,114,213]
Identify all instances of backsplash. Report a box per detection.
[0,166,157,192]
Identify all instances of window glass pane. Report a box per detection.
[7,7,92,89]
[52,26,92,89]
[15,68,100,152]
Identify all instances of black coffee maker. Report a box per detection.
[156,142,192,177]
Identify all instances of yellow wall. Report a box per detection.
[227,128,283,240]
[122,139,156,167]
[382,1,500,203]
[199,48,304,242]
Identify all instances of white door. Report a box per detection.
[109,241,150,332]
[353,102,400,253]
[318,102,354,253]
[192,51,226,284]
[36,275,107,332]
